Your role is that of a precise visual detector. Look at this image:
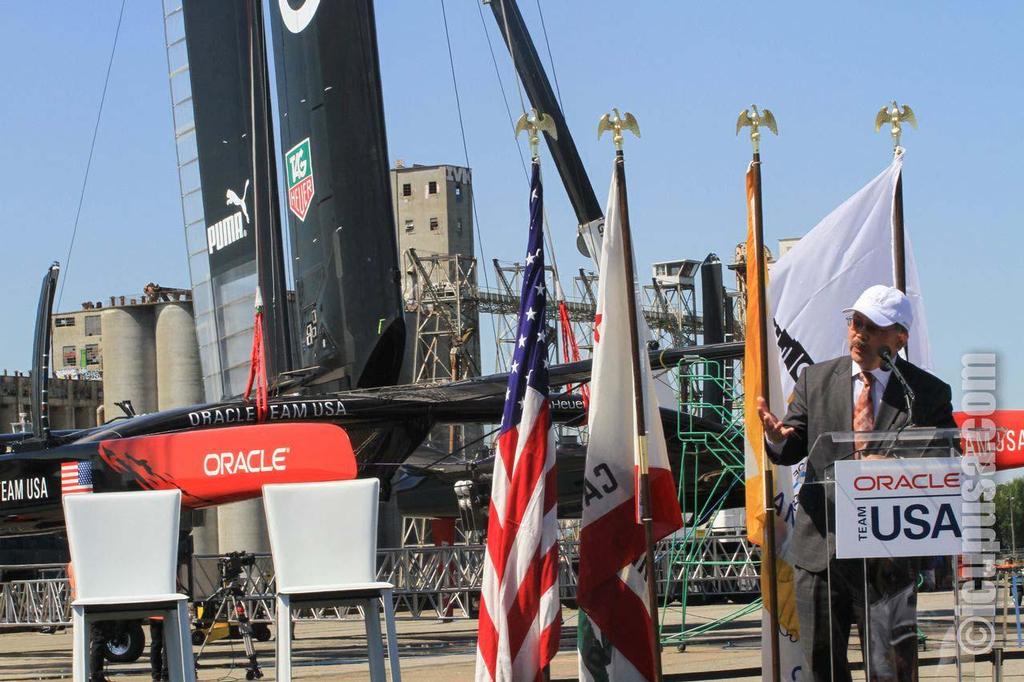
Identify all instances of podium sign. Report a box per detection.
[834,457,962,559]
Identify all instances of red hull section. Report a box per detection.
[953,410,1024,471]
[98,423,357,507]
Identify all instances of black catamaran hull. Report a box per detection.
[0,366,740,537]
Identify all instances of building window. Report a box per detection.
[454,183,463,201]
[402,183,412,197]
[63,346,76,367]
[404,219,414,232]
[84,344,100,366]
[55,317,75,327]
[84,315,101,337]
[427,181,438,195]
[456,219,463,235]
[429,217,439,231]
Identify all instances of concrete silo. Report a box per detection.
[101,306,158,418]
[155,301,217,554]
[155,301,203,410]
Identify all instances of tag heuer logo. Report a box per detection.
[285,138,315,221]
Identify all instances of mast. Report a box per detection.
[487,0,604,262]
[247,0,293,382]
[177,0,295,399]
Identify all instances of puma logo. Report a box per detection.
[225,180,250,224]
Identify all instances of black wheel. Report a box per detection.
[252,623,272,642]
[191,630,205,646]
[103,620,146,663]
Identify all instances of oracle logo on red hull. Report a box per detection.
[203,448,288,476]
[100,423,357,507]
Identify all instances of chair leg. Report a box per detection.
[276,594,293,682]
[72,607,88,682]
[380,589,401,681]
[363,598,386,682]
[164,611,182,681]
[166,602,196,682]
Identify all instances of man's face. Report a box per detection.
[847,311,908,370]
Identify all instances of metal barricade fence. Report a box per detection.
[0,534,757,628]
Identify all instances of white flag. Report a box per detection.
[770,149,931,399]
[764,150,931,679]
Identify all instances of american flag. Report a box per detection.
[476,160,561,681]
[61,461,93,495]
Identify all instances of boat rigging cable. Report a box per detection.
[533,0,565,114]
[493,0,567,300]
[56,0,128,311]
[475,1,530,186]
[489,1,584,395]
[438,0,499,350]
[244,5,269,420]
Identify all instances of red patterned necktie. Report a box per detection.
[853,371,875,456]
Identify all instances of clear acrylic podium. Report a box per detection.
[795,427,996,682]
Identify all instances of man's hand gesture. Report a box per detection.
[757,397,794,443]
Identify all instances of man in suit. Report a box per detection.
[757,284,957,682]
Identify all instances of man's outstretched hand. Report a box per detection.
[757,397,794,443]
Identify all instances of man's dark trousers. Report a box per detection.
[795,559,918,682]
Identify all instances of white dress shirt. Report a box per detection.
[764,360,893,452]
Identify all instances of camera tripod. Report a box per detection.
[193,555,264,680]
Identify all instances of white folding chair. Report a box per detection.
[263,479,400,681]
[64,489,195,682]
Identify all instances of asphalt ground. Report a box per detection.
[1,594,1023,680]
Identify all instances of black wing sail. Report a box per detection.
[270,0,404,391]
[176,0,292,399]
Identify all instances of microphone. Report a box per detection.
[879,346,915,425]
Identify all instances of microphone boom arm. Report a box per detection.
[880,346,915,426]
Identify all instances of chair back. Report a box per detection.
[263,478,380,592]
[63,489,181,601]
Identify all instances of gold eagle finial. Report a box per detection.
[597,108,640,151]
[515,108,557,159]
[735,104,778,154]
[874,101,917,151]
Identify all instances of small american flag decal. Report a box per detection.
[61,461,93,495]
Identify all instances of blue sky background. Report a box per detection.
[0,1,1019,406]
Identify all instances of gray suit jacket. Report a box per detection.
[766,355,957,572]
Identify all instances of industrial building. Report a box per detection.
[390,162,482,456]
[391,162,475,276]
[50,284,202,420]
[0,371,102,434]
[4,284,199,436]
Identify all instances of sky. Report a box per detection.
[0,1,1020,407]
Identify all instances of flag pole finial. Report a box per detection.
[874,101,917,153]
[736,104,778,155]
[515,108,557,160]
[598,108,640,151]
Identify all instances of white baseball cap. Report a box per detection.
[843,284,913,331]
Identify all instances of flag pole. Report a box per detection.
[893,171,906,293]
[599,109,663,681]
[874,101,917,294]
[737,105,780,682]
[516,107,558,682]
